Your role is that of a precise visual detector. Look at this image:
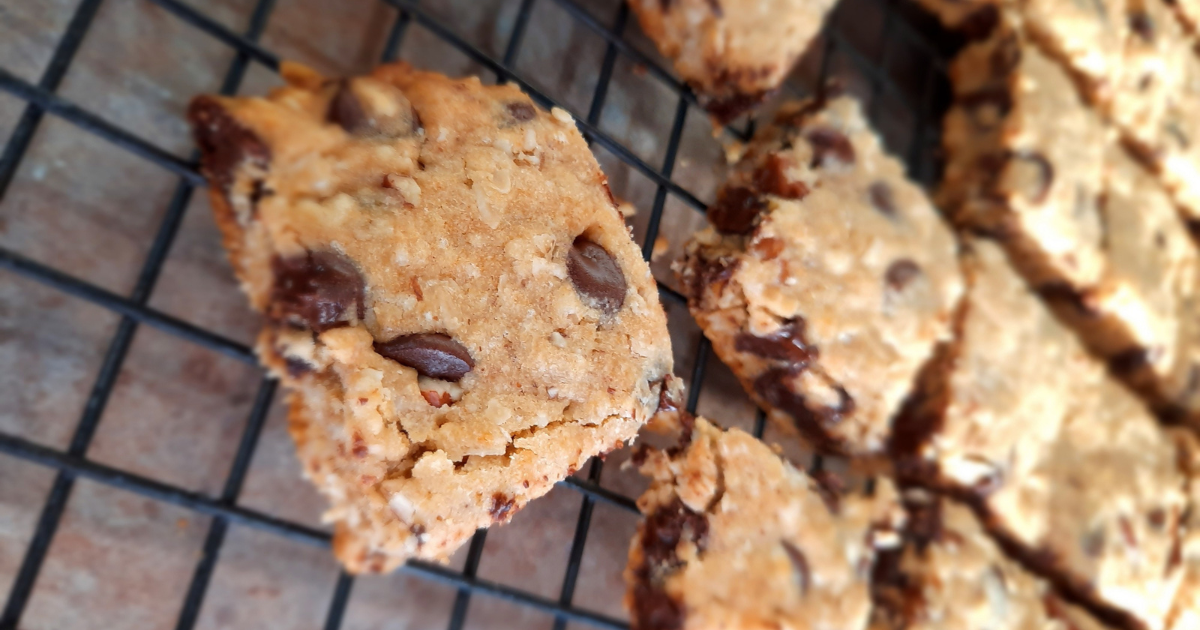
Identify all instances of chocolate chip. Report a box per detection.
[328,80,370,134]
[707,186,765,234]
[753,153,809,199]
[781,541,811,593]
[960,4,1000,39]
[905,497,944,551]
[958,87,1013,131]
[328,78,419,138]
[704,0,724,15]
[488,493,516,522]
[269,251,365,332]
[734,318,816,365]
[806,127,856,168]
[1006,152,1054,204]
[655,374,683,414]
[188,96,271,218]
[374,333,475,381]
[1110,348,1149,375]
[703,89,772,126]
[630,582,684,630]
[1149,508,1167,530]
[869,181,897,217]
[567,236,627,316]
[285,357,312,378]
[885,259,922,291]
[506,101,536,123]
[1130,11,1154,42]
[642,497,709,569]
[753,368,853,454]
[1036,282,1100,319]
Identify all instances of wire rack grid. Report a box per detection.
[0,0,956,628]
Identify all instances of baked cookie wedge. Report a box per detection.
[188,62,674,571]
[871,492,1114,630]
[893,238,1189,630]
[677,96,963,457]
[625,416,906,630]
[940,19,1200,430]
[627,0,835,124]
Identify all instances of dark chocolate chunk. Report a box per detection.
[703,89,772,126]
[285,357,313,379]
[753,153,810,199]
[781,541,811,593]
[1110,348,1149,376]
[960,4,1000,39]
[1130,11,1155,42]
[327,78,419,138]
[642,497,710,569]
[1036,282,1100,319]
[567,237,627,316]
[753,368,853,454]
[708,186,765,234]
[885,259,923,291]
[374,332,475,381]
[187,96,271,214]
[905,497,944,551]
[869,181,897,217]
[506,101,536,123]
[489,493,516,522]
[328,80,370,134]
[734,318,817,365]
[806,127,856,168]
[630,581,684,630]
[269,251,365,332]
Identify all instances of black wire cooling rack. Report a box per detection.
[0,0,957,628]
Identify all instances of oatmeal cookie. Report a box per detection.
[677,95,963,456]
[625,416,906,630]
[188,62,674,571]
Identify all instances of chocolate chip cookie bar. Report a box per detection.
[893,238,1189,630]
[627,0,835,124]
[871,491,1113,630]
[676,96,964,456]
[940,19,1200,429]
[625,416,906,630]
[188,62,674,571]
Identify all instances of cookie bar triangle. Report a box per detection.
[913,0,1200,231]
[939,15,1200,431]
[626,0,836,124]
[625,416,907,630]
[891,237,1190,630]
[870,492,1116,630]
[187,62,674,572]
[677,95,964,457]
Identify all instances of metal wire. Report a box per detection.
[0,0,951,627]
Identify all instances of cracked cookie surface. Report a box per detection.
[188,61,673,571]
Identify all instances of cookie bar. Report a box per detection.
[625,416,906,630]
[893,238,1189,630]
[626,0,835,124]
[676,96,964,456]
[940,19,1200,428]
[188,62,674,571]
[870,491,1113,630]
